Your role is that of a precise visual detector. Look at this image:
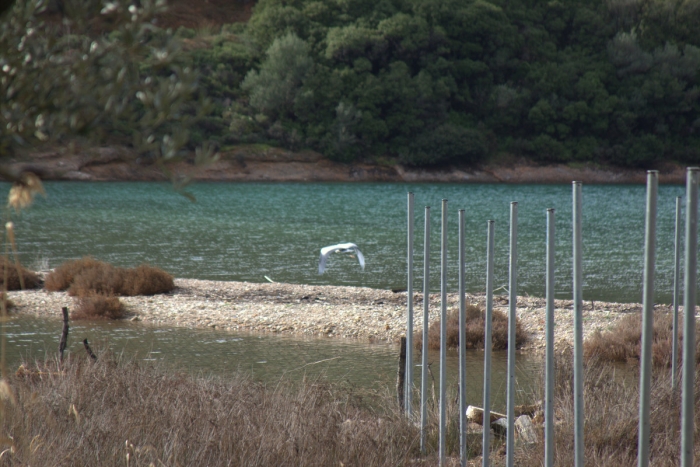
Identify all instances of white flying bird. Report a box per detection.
[318,243,365,274]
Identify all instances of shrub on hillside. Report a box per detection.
[72,294,126,320]
[44,257,174,297]
[400,125,487,167]
[0,256,41,290]
[415,304,527,351]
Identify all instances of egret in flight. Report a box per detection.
[318,243,365,274]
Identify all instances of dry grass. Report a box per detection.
[0,256,41,291]
[3,354,432,467]
[415,305,527,351]
[71,293,127,320]
[44,257,174,297]
[583,311,700,367]
[513,349,700,466]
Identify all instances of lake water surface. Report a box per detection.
[7,181,690,303]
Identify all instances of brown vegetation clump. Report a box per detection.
[0,256,41,290]
[6,355,427,466]
[415,304,527,351]
[44,257,174,297]
[44,256,104,291]
[71,294,127,320]
[513,351,700,466]
[583,311,700,367]
[122,264,175,295]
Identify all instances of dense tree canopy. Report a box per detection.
[196,0,699,167]
[3,0,700,168]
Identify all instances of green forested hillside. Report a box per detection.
[2,0,699,169]
[189,0,700,167]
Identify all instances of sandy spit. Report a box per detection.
[8,279,680,350]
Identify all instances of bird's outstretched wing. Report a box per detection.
[319,250,329,274]
[354,247,365,270]
[319,243,364,274]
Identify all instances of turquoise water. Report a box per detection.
[9,181,688,303]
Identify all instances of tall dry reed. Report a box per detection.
[4,354,430,466]
[513,349,700,466]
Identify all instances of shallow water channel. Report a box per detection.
[4,315,541,412]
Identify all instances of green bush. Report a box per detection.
[400,125,487,166]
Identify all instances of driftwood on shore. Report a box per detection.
[467,405,539,444]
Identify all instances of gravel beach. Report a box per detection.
[8,278,675,350]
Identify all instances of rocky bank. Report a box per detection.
[6,145,689,184]
[8,278,683,351]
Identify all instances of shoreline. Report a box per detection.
[8,279,672,351]
[8,145,689,184]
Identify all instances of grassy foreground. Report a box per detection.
[2,312,700,465]
[2,354,425,466]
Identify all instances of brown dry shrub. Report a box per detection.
[583,311,700,367]
[44,256,103,291]
[71,293,127,320]
[6,356,424,466]
[45,257,174,297]
[68,263,125,297]
[415,304,527,351]
[121,264,174,295]
[0,256,41,290]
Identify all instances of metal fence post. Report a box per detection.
[482,220,495,467]
[406,192,415,417]
[681,168,699,467]
[545,208,556,467]
[638,171,658,467]
[420,206,430,454]
[572,181,584,467]
[672,196,681,391]
[506,202,517,467]
[439,199,448,467]
[458,209,467,467]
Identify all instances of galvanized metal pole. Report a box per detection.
[638,170,658,467]
[545,208,556,467]
[482,220,495,467]
[458,209,467,467]
[439,199,448,467]
[572,181,584,467]
[681,167,699,467]
[406,192,415,417]
[420,206,431,454]
[672,196,681,391]
[506,202,517,467]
